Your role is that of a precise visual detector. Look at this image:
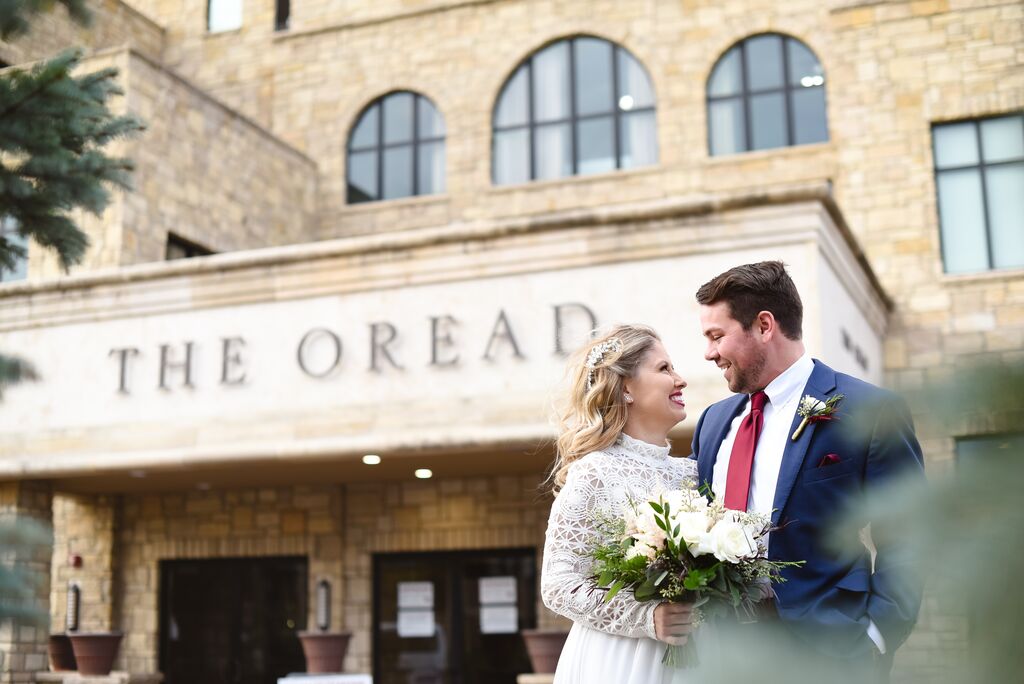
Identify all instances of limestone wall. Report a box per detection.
[0,0,164,65]
[48,475,553,673]
[26,48,319,278]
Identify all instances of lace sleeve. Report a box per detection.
[540,455,659,640]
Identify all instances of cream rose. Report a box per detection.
[709,519,757,563]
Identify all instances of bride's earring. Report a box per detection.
[624,394,634,404]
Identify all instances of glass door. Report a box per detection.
[374,548,536,684]
[159,556,307,684]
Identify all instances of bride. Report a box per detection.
[542,324,697,683]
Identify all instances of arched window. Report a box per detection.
[492,36,657,186]
[346,92,446,204]
[707,34,828,156]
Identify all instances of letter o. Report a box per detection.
[297,328,343,378]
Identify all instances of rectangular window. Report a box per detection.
[275,0,290,31]
[0,216,27,282]
[166,233,214,260]
[932,114,1024,274]
[207,0,243,33]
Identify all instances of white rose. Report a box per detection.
[675,511,712,552]
[625,542,649,560]
[709,519,757,564]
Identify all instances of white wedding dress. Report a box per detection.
[541,433,698,684]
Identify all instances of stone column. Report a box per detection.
[0,480,54,684]
[50,494,118,635]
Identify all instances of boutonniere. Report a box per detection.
[791,394,844,441]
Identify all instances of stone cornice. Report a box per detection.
[0,183,891,326]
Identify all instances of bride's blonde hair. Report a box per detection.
[550,324,661,494]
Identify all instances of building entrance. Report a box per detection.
[373,548,536,684]
[159,556,308,684]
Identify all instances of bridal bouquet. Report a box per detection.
[588,483,802,668]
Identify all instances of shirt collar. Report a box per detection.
[760,353,814,409]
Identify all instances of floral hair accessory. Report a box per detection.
[585,337,623,390]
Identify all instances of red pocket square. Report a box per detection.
[818,453,842,467]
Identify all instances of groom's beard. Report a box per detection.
[728,349,767,394]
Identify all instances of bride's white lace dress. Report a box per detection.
[541,433,698,684]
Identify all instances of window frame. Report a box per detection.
[706,33,828,156]
[345,91,446,205]
[491,36,658,185]
[931,113,1024,274]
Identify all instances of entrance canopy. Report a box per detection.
[0,185,889,491]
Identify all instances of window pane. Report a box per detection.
[574,38,614,117]
[533,123,571,180]
[493,129,530,185]
[349,106,378,150]
[980,116,1024,164]
[383,93,414,145]
[745,35,784,91]
[533,42,570,122]
[708,48,742,97]
[936,169,989,273]
[618,50,655,109]
[382,146,413,199]
[418,99,445,139]
[495,67,529,128]
[619,110,658,169]
[709,98,745,155]
[934,122,979,169]
[792,87,828,145]
[208,0,242,33]
[417,141,446,195]
[347,151,378,203]
[787,39,823,87]
[985,163,1024,270]
[577,116,615,175]
[750,92,787,150]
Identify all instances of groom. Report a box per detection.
[690,261,924,678]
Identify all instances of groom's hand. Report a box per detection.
[654,602,694,645]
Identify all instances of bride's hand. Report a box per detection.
[653,602,694,645]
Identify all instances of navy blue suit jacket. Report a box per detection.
[690,360,924,658]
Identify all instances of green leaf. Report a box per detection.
[634,579,660,601]
[654,517,668,532]
[597,570,614,588]
[649,501,664,514]
[604,580,625,603]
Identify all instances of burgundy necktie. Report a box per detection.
[724,391,768,511]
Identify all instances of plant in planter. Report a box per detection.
[48,633,77,671]
[521,629,570,674]
[297,580,353,673]
[68,632,123,676]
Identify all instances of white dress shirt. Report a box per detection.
[710,353,887,654]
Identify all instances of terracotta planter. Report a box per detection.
[68,632,123,676]
[521,629,570,674]
[298,631,352,673]
[48,633,77,671]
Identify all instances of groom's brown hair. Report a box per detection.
[696,261,803,340]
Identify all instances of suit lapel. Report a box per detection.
[698,393,747,490]
[771,360,838,526]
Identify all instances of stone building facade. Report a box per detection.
[0,0,1021,682]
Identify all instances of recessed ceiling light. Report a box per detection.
[414,469,433,479]
[362,454,381,465]
[130,469,147,479]
[618,94,635,111]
